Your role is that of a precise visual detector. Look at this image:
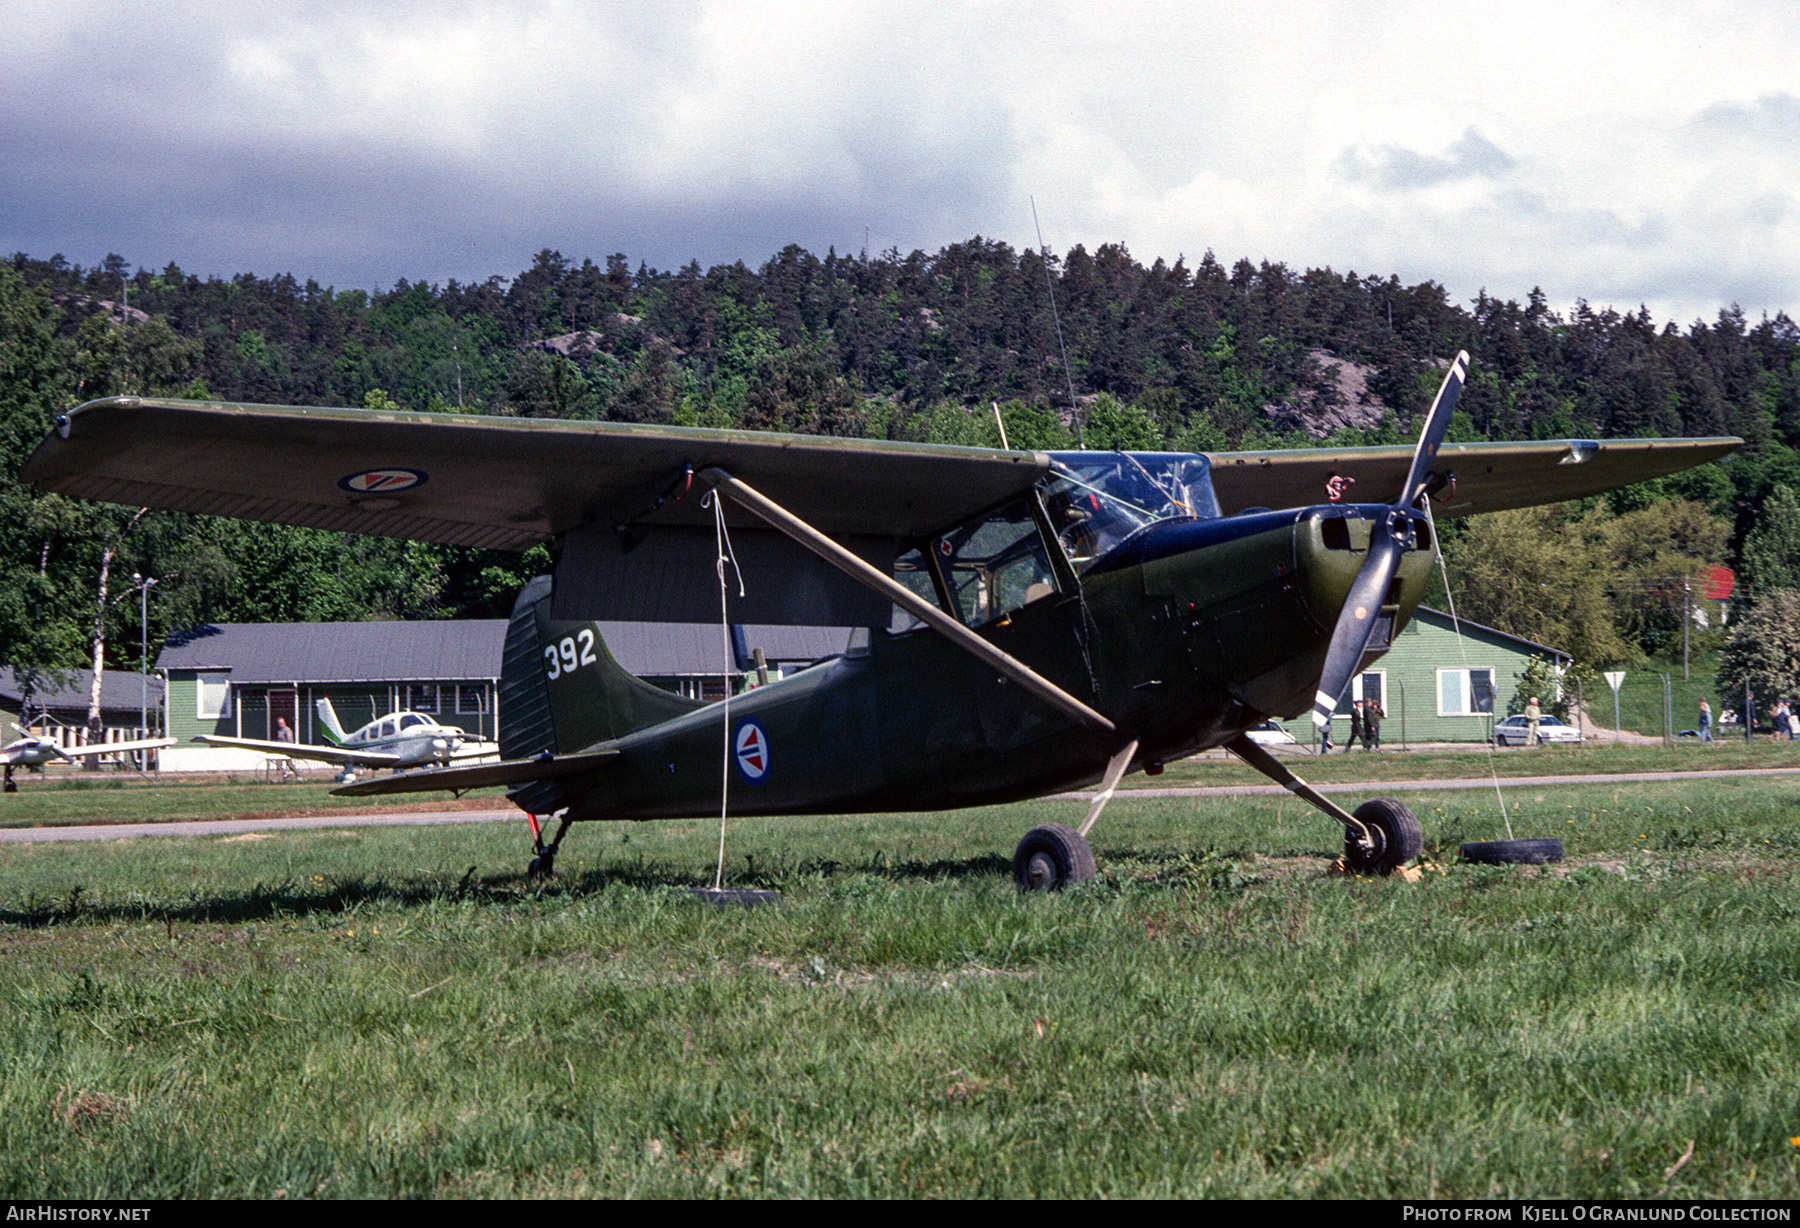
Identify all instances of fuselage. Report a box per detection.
[542,488,1438,824]
[334,712,466,767]
[0,737,64,769]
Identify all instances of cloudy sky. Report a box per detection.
[4,0,1796,327]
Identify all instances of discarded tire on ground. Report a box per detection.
[1459,838,1565,865]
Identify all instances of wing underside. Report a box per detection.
[23,398,1051,551]
[1206,437,1741,518]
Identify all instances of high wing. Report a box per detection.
[26,399,1741,544]
[194,735,407,767]
[22,397,1051,551]
[1207,437,1741,518]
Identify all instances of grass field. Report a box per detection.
[2,765,1798,1198]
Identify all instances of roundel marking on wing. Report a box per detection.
[339,468,428,494]
[734,718,770,783]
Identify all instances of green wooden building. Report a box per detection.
[155,621,506,772]
[1272,607,1572,747]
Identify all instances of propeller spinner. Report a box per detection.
[1310,351,1470,728]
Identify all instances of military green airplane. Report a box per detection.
[22,357,1737,884]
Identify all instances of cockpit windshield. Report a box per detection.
[1040,452,1220,572]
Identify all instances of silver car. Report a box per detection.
[1493,714,1583,746]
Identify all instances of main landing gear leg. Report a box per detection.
[1013,739,1137,891]
[526,812,574,879]
[1224,734,1422,876]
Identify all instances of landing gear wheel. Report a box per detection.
[1459,838,1564,865]
[1012,823,1096,891]
[528,851,555,879]
[1343,798,1422,876]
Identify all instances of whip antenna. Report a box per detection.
[1032,197,1085,449]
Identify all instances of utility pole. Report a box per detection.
[1670,576,1684,680]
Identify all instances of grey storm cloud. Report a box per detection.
[1334,128,1518,192]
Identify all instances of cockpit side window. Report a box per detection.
[930,496,1060,629]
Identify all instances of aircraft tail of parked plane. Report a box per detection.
[497,575,703,816]
[315,697,350,745]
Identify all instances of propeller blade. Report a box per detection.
[1397,350,1470,507]
[1311,517,1406,727]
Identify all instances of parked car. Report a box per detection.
[1493,714,1584,746]
[1245,720,1298,746]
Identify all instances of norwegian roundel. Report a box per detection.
[734,719,770,783]
[339,468,428,494]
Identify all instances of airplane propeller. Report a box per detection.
[1311,351,1470,729]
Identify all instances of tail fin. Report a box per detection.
[315,697,349,744]
[499,576,704,814]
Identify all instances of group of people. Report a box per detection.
[1694,697,1800,741]
[1767,699,1800,740]
[1319,699,1384,753]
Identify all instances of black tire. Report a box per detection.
[1012,823,1096,891]
[1343,798,1423,876]
[1459,838,1564,865]
[528,851,554,878]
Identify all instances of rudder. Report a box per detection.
[499,575,704,814]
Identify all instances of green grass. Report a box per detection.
[3,775,1799,1198]
[0,776,508,829]
[5,740,1797,830]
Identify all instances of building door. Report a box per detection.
[269,689,297,743]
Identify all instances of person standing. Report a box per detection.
[1526,696,1541,747]
[1349,700,1364,752]
[1699,698,1713,743]
[1364,698,1383,751]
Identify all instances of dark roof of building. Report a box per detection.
[152,620,849,685]
[0,666,163,714]
[598,623,851,676]
[157,621,507,684]
[1414,606,1571,662]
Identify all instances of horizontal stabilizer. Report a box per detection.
[330,749,620,798]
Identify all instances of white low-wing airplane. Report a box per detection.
[1,725,177,789]
[196,698,496,782]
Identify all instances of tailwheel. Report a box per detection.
[525,812,572,879]
[1013,822,1096,891]
[1343,798,1422,876]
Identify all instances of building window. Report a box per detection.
[406,685,439,713]
[1333,670,1385,715]
[456,685,487,714]
[196,672,230,720]
[1439,667,1495,716]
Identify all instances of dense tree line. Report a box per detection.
[5,240,1800,713]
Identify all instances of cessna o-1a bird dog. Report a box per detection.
[22,355,1738,884]
[195,697,494,782]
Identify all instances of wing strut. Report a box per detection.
[1224,733,1374,848]
[702,468,1116,735]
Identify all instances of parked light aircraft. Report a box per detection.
[1,724,176,790]
[21,358,1738,882]
[196,698,495,782]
